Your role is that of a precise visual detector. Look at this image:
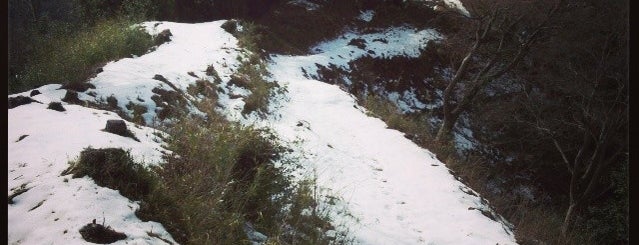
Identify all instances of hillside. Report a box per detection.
[8,0,628,244]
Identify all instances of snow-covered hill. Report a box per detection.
[8,19,516,244]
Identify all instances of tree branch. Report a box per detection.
[552,138,573,173]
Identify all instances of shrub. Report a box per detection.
[63,148,155,201]
[221,19,238,34]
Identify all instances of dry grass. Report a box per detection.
[359,94,433,146]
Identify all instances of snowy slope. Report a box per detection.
[84,21,246,125]
[9,19,515,244]
[245,28,518,244]
[8,21,245,245]
[8,85,175,244]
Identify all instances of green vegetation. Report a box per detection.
[63,148,155,201]
[237,59,282,116]
[224,20,285,116]
[10,15,154,94]
[64,78,343,244]
[13,19,152,92]
[64,115,343,244]
[144,111,340,244]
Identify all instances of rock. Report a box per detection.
[155,29,172,46]
[62,90,82,104]
[79,220,127,244]
[30,90,41,97]
[8,96,40,109]
[348,38,367,49]
[105,120,128,136]
[47,102,66,112]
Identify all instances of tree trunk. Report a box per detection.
[435,115,456,142]
[561,203,577,237]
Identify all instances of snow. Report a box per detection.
[271,26,441,81]
[420,0,470,16]
[358,10,375,22]
[385,88,429,113]
[251,27,517,244]
[9,19,516,244]
[8,85,175,244]
[287,0,321,11]
[454,116,477,154]
[8,20,245,245]
[258,79,516,244]
[443,0,471,16]
[87,21,244,125]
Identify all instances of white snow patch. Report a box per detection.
[87,21,244,125]
[385,88,428,113]
[453,115,478,154]
[288,0,321,10]
[514,186,536,202]
[8,87,174,244]
[444,0,471,16]
[272,26,441,81]
[358,10,375,22]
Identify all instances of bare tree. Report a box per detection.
[434,0,563,142]
[516,1,628,234]
[522,81,626,237]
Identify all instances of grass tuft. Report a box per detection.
[63,148,155,201]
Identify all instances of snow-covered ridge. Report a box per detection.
[253,27,517,244]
